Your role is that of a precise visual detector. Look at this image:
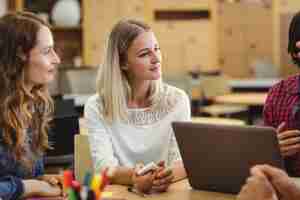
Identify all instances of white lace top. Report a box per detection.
[84,84,191,171]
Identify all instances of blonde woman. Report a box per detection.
[84,19,191,193]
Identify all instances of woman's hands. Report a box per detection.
[132,163,156,193]
[22,179,62,198]
[38,174,63,187]
[152,161,174,192]
[22,174,63,198]
[132,161,174,194]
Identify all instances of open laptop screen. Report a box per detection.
[172,122,284,194]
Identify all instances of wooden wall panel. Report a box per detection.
[148,0,213,78]
[83,0,119,66]
[217,2,273,78]
[183,21,212,72]
[119,0,145,20]
[160,41,185,78]
[83,0,146,67]
[84,0,213,76]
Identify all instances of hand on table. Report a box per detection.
[132,163,156,194]
[276,122,300,157]
[237,166,278,200]
[22,179,62,198]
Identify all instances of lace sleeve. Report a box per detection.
[167,89,191,166]
[167,132,182,166]
[84,96,119,172]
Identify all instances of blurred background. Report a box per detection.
[1,0,300,125]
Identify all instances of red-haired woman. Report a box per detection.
[0,12,62,199]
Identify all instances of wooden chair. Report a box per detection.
[45,99,79,172]
[74,134,94,183]
[198,75,248,117]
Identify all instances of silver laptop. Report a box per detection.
[172,122,284,194]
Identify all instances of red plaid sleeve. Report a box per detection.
[263,75,300,176]
[263,75,299,130]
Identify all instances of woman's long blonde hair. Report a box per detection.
[0,12,53,168]
[96,19,163,123]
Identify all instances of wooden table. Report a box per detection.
[24,178,300,200]
[213,93,267,106]
[229,78,280,92]
[106,179,235,200]
[213,93,268,124]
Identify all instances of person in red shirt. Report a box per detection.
[264,11,300,176]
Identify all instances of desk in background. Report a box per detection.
[213,92,267,124]
[213,92,267,106]
[229,78,280,92]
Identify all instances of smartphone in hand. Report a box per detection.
[137,162,158,176]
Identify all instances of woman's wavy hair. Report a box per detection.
[96,19,163,123]
[0,12,53,168]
